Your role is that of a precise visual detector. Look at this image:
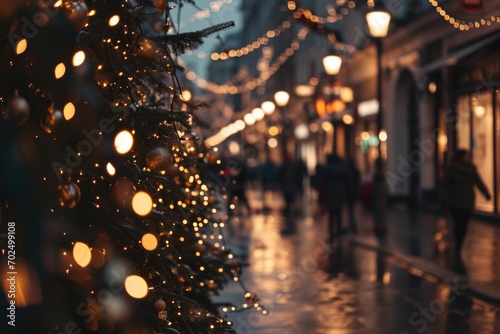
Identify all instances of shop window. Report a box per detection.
[471,91,494,212]
[456,95,471,150]
[456,92,495,212]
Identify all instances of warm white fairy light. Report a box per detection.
[132,191,153,216]
[106,162,116,176]
[72,51,86,66]
[182,28,310,95]
[291,1,357,24]
[54,63,66,79]
[108,15,120,27]
[16,39,27,55]
[210,20,293,61]
[428,0,500,30]
[141,233,158,251]
[114,130,134,154]
[63,102,76,120]
[124,275,148,299]
[73,242,92,267]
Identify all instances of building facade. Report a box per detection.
[343,0,500,215]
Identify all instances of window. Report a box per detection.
[471,91,494,212]
[456,91,495,212]
[456,95,471,150]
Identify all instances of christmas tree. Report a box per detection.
[0,1,260,333]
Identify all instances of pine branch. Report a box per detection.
[157,21,235,55]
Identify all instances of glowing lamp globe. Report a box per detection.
[322,55,342,75]
[366,10,391,38]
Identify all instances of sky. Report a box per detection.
[176,0,243,78]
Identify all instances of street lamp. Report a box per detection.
[366,4,391,234]
[321,54,343,153]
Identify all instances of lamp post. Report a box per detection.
[321,54,342,153]
[366,5,391,234]
[274,91,290,161]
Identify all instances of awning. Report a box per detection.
[421,31,500,73]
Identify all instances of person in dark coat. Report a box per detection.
[318,154,350,243]
[441,149,491,272]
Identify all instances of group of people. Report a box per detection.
[219,148,491,274]
[225,157,307,218]
[311,149,492,274]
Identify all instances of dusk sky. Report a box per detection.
[178,0,243,77]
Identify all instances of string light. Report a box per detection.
[108,15,120,27]
[428,0,500,30]
[114,130,134,154]
[178,0,234,29]
[54,63,66,79]
[15,39,27,55]
[124,275,149,299]
[63,102,76,120]
[182,28,310,94]
[141,233,158,251]
[132,191,153,216]
[291,4,358,55]
[106,162,116,176]
[73,242,92,267]
[72,51,86,66]
[290,1,357,24]
[210,20,293,61]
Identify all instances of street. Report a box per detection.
[215,189,500,334]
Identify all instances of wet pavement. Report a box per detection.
[214,188,500,334]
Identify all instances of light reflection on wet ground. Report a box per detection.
[215,192,500,334]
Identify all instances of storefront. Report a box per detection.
[354,99,381,182]
[451,39,500,214]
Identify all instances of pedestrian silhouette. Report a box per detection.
[441,149,491,273]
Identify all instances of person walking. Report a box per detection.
[441,149,491,273]
[317,154,349,243]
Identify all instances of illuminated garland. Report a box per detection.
[182,28,310,94]
[210,19,293,60]
[288,0,357,24]
[178,0,235,29]
[207,0,359,61]
[428,0,500,30]
[289,2,358,55]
